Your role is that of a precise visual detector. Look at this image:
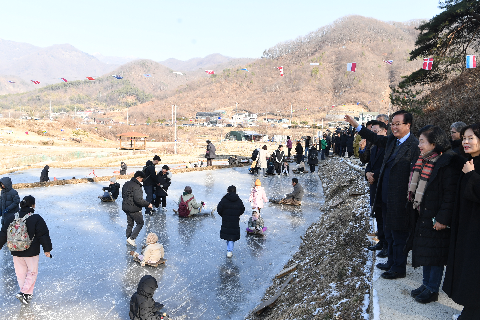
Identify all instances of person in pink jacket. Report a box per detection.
[249,179,268,212]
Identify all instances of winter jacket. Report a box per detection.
[257,149,268,169]
[305,137,311,150]
[129,275,163,320]
[359,127,420,231]
[0,177,20,220]
[217,192,245,241]
[320,139,327,150]
[249,186,268,209]
[411,151,464,268]
[275,149,285,163]
[346,133,354,153]
[40,165,50,182]
[353,134,362,157]
[156,171,172,197]
[206,143,216,159]
[122,178,150,213]
[443,155,480,307]
[142,243,164,265]
[359,141,372,164]
[295,143,303,156]
[450,139,464,155]
[364,145,385,207]
[120,163,128,175]
[248,216,264,229]
[178,193,202,216]
[103,182,121,199]
[286,183,304,201]
[286,139,293,149]
[0,207,52,257]
[143,161,157,186]
[307,147,318,165]
[340,134,347,147]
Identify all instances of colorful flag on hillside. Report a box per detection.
[310,63,319,65]
[383,60,393,65]
[86,77,95,81]
[277,66,284,76]
[143,74,152,77]
[31,80,40,84]
[205,70,214,75]
[112,75,123,79]
[172,72,183,75]
[347,63,356,72]
[60,78,68,82]
[422,58,433,70]
[240,68,249,72]
[8,81,15,83]
[466,55,476,68]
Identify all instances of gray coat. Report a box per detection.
[206,143,216,159]
[286,183,304,201]
[359,127,420,231]
[0,177,20,221]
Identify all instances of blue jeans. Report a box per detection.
[320,149,325,160]
[226,241,235,252]
[143,185,154,212]
[423,265,444,292]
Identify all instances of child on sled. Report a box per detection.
[130,233,164,267]
[246,209,267,234]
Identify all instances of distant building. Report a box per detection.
[356,112,379,123]
[196,112,223,122]
[232,112,257,125]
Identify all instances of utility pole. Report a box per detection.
[49,100,52,120]
[171,105,174,125]
[290,104,292,125]
[126,108,129,126]
[174,105,177,155]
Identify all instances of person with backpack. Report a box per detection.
[122,171,153,247]
[307,145,319,173]
[176,186,203,217]
[0,195,52,305]
[217,185,245,258]
[143,155,160,215]
[155,165,172,212]
[0,177,20,225]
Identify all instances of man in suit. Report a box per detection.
[365,121,388,258]
[345,110,420,280]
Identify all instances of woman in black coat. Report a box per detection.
[443,123,480,320]
[0,195,52,305]
[217,185,245,258]
[407,126,464,304]
[155,165,172,210]
[307,145,319,173]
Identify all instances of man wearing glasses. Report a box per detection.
[345,110,420,280]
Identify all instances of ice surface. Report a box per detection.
[0,167,324,319]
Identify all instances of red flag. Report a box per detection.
[277,66,284,76]
[422,58,433,70]
[61,78,68,82]
[205,70,214,75]
[347,63,356,72]
[86,77,95,80]
[31,80,40,84]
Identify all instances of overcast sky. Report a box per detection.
[0,0,443,61]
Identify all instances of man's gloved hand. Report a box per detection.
[3,209,8,215]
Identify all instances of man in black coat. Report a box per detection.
[325,132,332,157]
[155,165,172,211]
[333,132,341,155]
[120,162,128,175]
[217,185,245,258]
[102,177,121,200]
[143,155,160,215]
[359,121,375,164]
[345,110,420,279]
[0,177,20,225]
[295,141,303,164]
[365,121,387,257]
[122,171,153,247]
[129,275,167,320]
[340,131,348,157]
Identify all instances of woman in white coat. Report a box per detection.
[257,145,269,176]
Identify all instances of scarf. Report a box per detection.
[407,151,440,209]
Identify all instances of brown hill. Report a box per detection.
[159,53,255,72]
[127,16,424,123]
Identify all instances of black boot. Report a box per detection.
[377,247,388,258]
[367,242,383,251]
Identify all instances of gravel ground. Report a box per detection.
[246,157,372,320]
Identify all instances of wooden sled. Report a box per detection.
[173,208,215,217]
[132,256,167,267]
[246,227,267,236]
[269,198,302,206]
[98,192,115,202]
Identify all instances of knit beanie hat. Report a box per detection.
[146,233,158,244]
[134,171,145,179]
[255,179,261,186]
[184,186,192,194]
[110,177,116,183]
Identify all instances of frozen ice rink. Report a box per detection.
[0,167,324,319]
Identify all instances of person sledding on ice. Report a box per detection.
[271,178,304,206]
[99,177,121,202]
[129,275,170,320]
[173,186,211,217]
[246,209,267,235]
[129,232,166,267]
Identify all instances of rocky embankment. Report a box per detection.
[247,158,372,320]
